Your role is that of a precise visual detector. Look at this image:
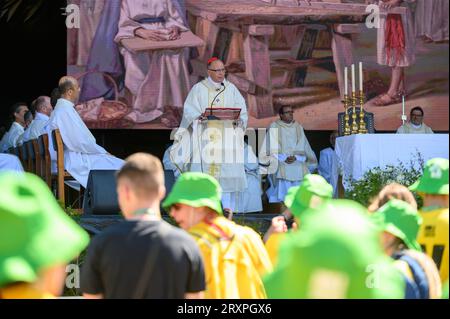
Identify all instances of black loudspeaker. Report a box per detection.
[83,170,120,215]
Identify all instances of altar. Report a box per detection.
[335,134,450,190]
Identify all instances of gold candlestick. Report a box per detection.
[358,90,368,134]
[343,94,351,136]
[351,92,359,134]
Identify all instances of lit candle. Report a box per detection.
[359,62,363,92]
[351,64,356,93]
[344,67,348,96]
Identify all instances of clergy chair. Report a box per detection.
[20,143,30,172]
[38,134,52,187]
[31,139,42,178]
[9,146,23,168]
[25,141,36,175]
[51,129,79,207]
[338,107,375,136]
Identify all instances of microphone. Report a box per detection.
[207,82,226,120]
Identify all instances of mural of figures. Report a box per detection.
[68,0,449,131]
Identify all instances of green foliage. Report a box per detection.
[344,151,425,208]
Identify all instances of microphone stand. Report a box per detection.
[207,83,226,120]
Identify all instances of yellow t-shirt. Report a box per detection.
[189,216,272,299]
[417,208,449,282]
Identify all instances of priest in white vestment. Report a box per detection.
[0,154,24,173]
[0,103,29,152]
[114,0,191,126]
[397,106,434,134]
[173,58,249,207]
[263,106,318,203]
[45,76,125,188]
[318,131,339,198]
[23,96,53,142]
[222,142,263,213]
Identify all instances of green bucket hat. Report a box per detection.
[284,174,333,219]
[409,158,449,195]
[374,199,422,251]
[162,172,223,215]
[264,200,405,299]
[0,172,89,287]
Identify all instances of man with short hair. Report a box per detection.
[0,102,29,152]
[410,158,449,282]
[164,172,272,299]
[81,153,205,299]
[264,105,318,203]
[45,76,124,187]
[23,96,53,142]
[397,106,434,134]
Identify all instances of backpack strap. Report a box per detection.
[393,251,430,299]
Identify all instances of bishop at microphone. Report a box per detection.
[172,57,249,211]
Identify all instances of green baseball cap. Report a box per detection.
[0,172,89,287]
[409,158,449,195]
[373,199,422,251]
[162,172,223,215]
[264,200,405,299]
[284,174,333,219]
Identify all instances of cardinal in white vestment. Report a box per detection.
[263,105,318,203]
[45,76,125,188]
[172,58,249,207]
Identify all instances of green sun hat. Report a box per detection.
[374,199,422,251]
[264,199,405,299]
[162,172,223,215]
[0,172,89,288]
[284,174,333,219]
[409,158,449,195]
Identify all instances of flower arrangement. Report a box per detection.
[344,151,425,208]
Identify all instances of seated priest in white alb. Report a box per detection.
[23,96,53,142]
[318,131,339,198]
[0,154,24,173]
[222,141,263,213]
[45,76,125,188]
[172,58,249,207]
[0,103,29,152]
[397,106,434,134]
[264,105,318,203]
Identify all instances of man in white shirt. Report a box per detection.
[397,106,434,134]
[0,103,29,152]
[23,96,53,142]
[263,105,318,203]
[45,76,125,188]
[318,131,339,198]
